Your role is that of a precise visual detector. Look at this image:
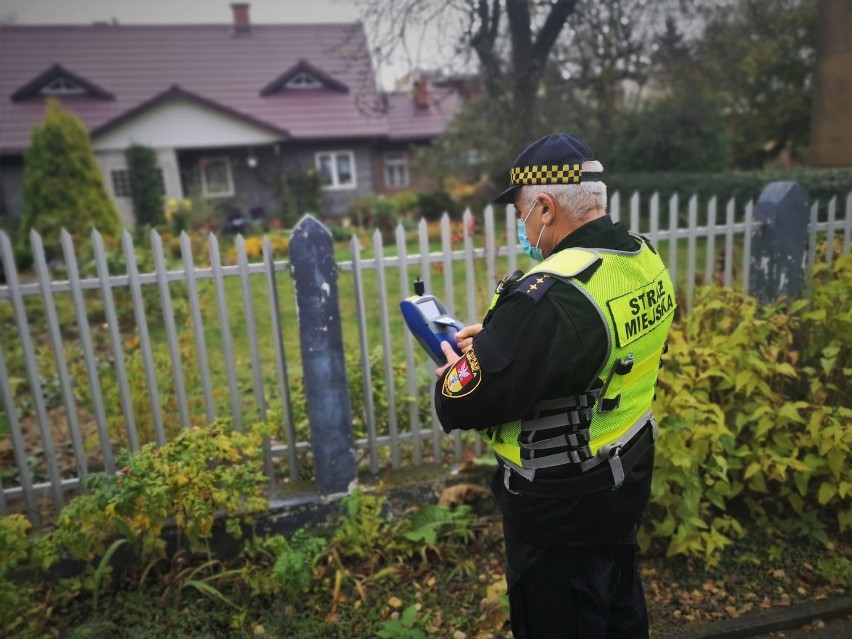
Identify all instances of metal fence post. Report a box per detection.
[289,215,355,493]
[749,182,809,304]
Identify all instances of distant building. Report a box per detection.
[810,0,852,167]
[0,3,461,225]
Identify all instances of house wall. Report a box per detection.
[91,98,283,227]
[283,141,376,218]
[92,97,282,151]
[374,142,440,196]
[177,141,376,223]
[178,145,286,220]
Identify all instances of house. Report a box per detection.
[0,3,462,226]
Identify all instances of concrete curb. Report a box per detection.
[669,595,852,639]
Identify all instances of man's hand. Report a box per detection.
[434,324,482,378]
[435,340,462,377]
[455,323,482,353]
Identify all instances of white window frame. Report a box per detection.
[111,167,167,199]
[315,151,357,190]
[285,71,322,90]
[384,151,410,189]
[40,76,86,96]
[200,157,234,198]
[110,169,132,198]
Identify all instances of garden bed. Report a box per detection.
[40,509,850,639]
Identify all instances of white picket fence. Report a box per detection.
[0,191,849,521]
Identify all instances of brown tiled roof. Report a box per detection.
[385,87,462,142]
[0,23,392,153]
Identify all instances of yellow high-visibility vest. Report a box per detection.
[482,237,676,469]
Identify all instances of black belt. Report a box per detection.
[500,422,655,497]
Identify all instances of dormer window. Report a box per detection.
[285,71,322,90]
[10,64,113,102]
[40,76,86,96]
[260,59,349,96]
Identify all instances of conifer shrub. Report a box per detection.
[274,167,323,227]
[19,98,121,259]
[125,144,164,227]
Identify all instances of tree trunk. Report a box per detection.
[472,0,579,152]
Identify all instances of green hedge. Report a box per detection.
[608,167,852,213]
[647,251,851,563]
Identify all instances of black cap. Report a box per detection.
[493,132,603,204]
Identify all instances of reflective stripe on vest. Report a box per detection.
[481,238,675,470]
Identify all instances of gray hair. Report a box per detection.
[517,161,607,220]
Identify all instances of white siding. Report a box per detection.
[96,151,134,227]
[92,97,282,151]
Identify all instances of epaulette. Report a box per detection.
[637,234,658,254]
[515,274,557,303]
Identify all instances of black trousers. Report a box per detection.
[502,514,649,639]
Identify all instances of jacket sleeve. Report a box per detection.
[434,283,603,433]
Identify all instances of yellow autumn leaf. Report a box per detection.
[818,482,836,505]
[744,462,761,480]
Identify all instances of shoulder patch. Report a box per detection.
[515,274,556,303]
[441,349,482,398]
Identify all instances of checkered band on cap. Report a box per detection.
[510,163,583,186]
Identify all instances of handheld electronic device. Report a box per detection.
[400,279,464,365]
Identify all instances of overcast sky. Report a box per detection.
[0,0,426,88]
[0,0,363,25]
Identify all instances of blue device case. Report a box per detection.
[400,295,464,365]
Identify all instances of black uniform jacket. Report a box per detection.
[435,216,655,546]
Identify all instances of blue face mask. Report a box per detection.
[517,200,545,262]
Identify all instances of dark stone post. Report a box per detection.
[749,182,809,304]
[289,215,355,493]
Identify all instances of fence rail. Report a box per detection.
[1,190,850,521]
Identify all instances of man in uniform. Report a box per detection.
[434,132,676,638]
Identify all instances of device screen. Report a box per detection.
[417,299,442,320]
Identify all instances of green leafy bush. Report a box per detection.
[236,529,329,599]
[346,194,399,242]
[38,420,268,568]
[647,251,852,564]
[415,191,458,221]
[331,489,395,563]
[0,515,38,636]
[0,420,269,635]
